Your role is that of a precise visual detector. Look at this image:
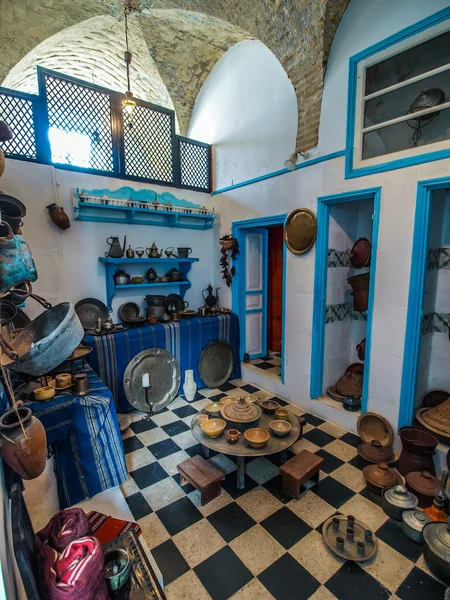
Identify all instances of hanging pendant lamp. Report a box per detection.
[122,7,136,116]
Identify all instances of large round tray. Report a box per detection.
[357,411,394,447]
[284,208,317,255]
[75,298,109,330]
[322,514,378,562]
[199,341,234,388]
[123,348,180,413]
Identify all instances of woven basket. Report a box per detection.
[422,397,450,434]
[336,373,363,398]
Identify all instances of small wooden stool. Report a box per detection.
[279,449,324,500]
[177,455,224,506]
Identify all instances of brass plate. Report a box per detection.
[284,208,317,255]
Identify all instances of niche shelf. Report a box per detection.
[99,257,199,310]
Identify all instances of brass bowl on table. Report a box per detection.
[201,418,226,439]
[275,408,289,420]
[269,420,292,438]
[205,402,222,417]
[244,428,270,448]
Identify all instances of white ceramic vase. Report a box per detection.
[183,369,197,402]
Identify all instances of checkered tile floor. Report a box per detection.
[249,356,281,377]
[120,379,447,600]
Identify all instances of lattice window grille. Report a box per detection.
[123,104,173,183]
[0,94,36,159]
[179,140,209,190]
[44,75,114,172]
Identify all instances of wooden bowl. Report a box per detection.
[244,428,270,448]
[201,418,226,438]
[275,408,289,420]
[261,400,280,415]
[270,420,292,438]
[205,402,222,417]
[220,396,237,405]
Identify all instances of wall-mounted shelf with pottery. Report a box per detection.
[73,186,215,230]
[99,257,199,311]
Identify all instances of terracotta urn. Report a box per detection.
[0,407,47,479]
[46,203,71,230]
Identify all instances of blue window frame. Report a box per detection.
[346,7,450,179]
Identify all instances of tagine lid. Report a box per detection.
[221,397,261,422]
[357,412,394,447]
[363,462,401,489]
[358,439,394,463]
[402,509,432,533]
[384,485,418,509]
[423,517,450,562]
[405,471,441,497]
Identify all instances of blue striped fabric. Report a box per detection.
[27,363,128,508]
[84,314,241,412]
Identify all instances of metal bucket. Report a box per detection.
[3,302,83,376]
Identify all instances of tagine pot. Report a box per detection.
[0,407,47,479]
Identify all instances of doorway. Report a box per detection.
[399,177,450,429]
[232,215,287,382]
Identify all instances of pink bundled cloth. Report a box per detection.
[35,536,108,600]
[36,508,92,552]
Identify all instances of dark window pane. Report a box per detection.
[365,30,450,96]
[362,107,450,159]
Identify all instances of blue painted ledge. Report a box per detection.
[211,150,347,195]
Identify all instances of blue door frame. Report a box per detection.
[232,214,287,383]
[398,176,450,430]
[310,188,381,414]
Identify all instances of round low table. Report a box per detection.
[190,411,300,489]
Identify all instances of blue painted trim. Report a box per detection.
[212,151,346,195]
[398,176,450,429]
[345,7,450,179]
[244,228,269,360]
[245,290,263,296]
[281,221,288,384]
[310,187,382,414]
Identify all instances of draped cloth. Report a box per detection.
[36,508,92,552]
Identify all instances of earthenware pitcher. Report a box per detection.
[398,427,438,476]
[105,236,126,258]
[0,407,47,480]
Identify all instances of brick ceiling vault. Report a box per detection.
[0,0,350,151]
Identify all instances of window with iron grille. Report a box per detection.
[122,102,174,183]
[43,74,114,172]
[178,137,210,191]
[0,91,37,160]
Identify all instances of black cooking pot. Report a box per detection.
[0,193,26,234]
[423,517,450,585]
[145,295,166,306]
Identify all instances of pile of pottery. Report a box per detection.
[327,363,363,411]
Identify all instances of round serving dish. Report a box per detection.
[220,397,262,431]
[201,419,226,439]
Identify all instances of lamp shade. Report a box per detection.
[284,153,298,171]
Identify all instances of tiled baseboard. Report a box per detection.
[326,303,368,324]
[422,312,450,334]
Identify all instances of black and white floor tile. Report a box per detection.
[249,356,281,377]
[120,379,447,600]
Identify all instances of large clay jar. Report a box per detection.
[0,407,47,479]
[398,426,438,476]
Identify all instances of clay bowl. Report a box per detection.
[244,395,258,404]
[270,420,292,438]
[244,428,270,448]
[34,385,55,402]
[220,396,237,406]
[205,402,222,417]
[198,414,209,424]
[201,418,226,439]
[275,408,289,420]
[261,400,280,415]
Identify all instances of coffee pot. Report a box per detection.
[146,242,163,258]
[105,236,126,258]
[202,284,220,307]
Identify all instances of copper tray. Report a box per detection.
[322,515,378,562]
[284,208,317,255]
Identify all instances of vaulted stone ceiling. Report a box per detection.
[0,0,350,151]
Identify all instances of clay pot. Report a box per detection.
[405,471,442,508]
[0,407,46,479]
[358,439,394,464]
[398,427,438,476]
[363,462,402,495]
[348,273,370,311]
[47,203,70,230]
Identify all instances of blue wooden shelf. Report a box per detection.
[99,257,199,310]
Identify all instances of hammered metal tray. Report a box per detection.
[322,515,378,562]
[123,348,180,413]
[75,298,109,330]
[103,530,166,599]
[199,341,234,388]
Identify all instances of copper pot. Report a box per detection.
[363,462,402,495]
[0,407,46,479]
[398,427,438,476]
[358,439,394,464]
[348,273,370,311]
[405,471,442,508]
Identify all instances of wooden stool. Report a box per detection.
[279,449,324,500]
[177,455,224,506]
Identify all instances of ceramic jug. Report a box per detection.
[105,236,126,258]
[183,370,197,402]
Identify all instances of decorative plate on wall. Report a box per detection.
[284,208,317,254]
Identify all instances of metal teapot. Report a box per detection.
[202,284,220,307]
[146,242,163,258]
[105,236,126,258]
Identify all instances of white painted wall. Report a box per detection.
[188,40,298,191]
[193,0,450,433]
[0,160,215,322]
